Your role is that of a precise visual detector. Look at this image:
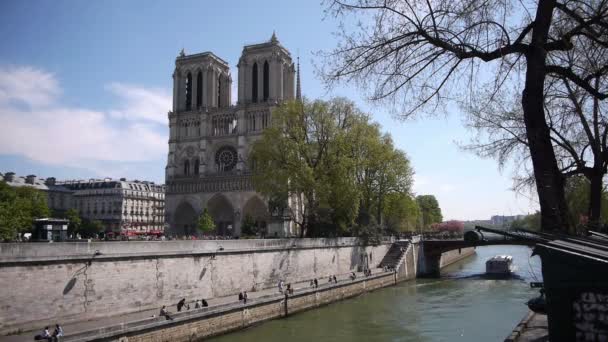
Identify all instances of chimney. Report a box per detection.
[4,172,15,182]
[45,177,56,186]
[26,175,37,184]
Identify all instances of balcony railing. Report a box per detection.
[167,172,254,194]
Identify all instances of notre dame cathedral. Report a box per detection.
[165,33,300,237]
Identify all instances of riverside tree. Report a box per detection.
[322,0,608,232]
[251,98,415,237]
[416,195,443,229]
[0,181,50,240]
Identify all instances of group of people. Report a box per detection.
[327,275,338,284]
[382,265,395,272]
[309,278,319,288]
[364,268,373,277]
[35,324,63,341]
[277,280,294,295]
[159,297,210,321]
[238,291,248,304]
[350,272,357,280]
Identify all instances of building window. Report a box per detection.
[196,71,203,108]
[252,63,258,103]
[263,60,269,101]
[184,160,190,176]
[185,72,192,110]
[218,76,222,108]
[194,158,200,175]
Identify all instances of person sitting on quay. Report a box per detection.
[286,283,293,295]
[202,299,208,307]
[333,275,338,283]
[195,300,201,309]
[34,326,52,341]
[51,324,64,342]
[160,306,173,321]
[328,275,333,283]
[177,298,186,312]
[278,280,284,294]
[238,291,244,302]
[350,272,357,281]
[314,278,319,288]
[310,279,315,288]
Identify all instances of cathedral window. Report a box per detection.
[185,72,192,110]
[263,61,269,101]
[252,63,258,103]
[218,76,222,108]
[196,71,203,108]
[194,158,200,175]
[184,160,190,176]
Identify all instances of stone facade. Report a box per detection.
[165,33,298,237]
[58,179,165,235]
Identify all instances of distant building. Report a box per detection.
[59,179,165,236]
[0,172,73,214]
[1,172,166,236]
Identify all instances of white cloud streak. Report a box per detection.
[0,65,170,173]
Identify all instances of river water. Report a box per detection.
[209,246,543,342]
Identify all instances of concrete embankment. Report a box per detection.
[440,247,476,268]
[0,238,392,335]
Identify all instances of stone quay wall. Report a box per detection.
[439,247,476,268]
[0,238,391,335]
[66,272,398,342]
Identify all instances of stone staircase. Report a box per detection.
[378,241,410,269]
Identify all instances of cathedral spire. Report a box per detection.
[296,56,302,101]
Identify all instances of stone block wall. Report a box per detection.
[0,240,390,334]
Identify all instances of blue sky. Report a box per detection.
[0,1,538,220]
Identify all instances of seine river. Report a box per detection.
[209,245,542,342]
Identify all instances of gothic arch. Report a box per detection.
[263,61,269,101]
[242,196,269,222]
[196,71,203,108]
[174,201,198,236]
[185,72,192,110]
[252,62,258,103]
[206,193,234,236]
[184,159,190,176]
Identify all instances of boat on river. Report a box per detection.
[485,255,516,277]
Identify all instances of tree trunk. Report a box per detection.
[522,0,569,232]
[588,167,603,231]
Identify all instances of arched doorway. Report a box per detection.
[174,201,198,236]
[242,196,269,237]
[207,194,234,236]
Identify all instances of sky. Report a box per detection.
[0,1,538,220]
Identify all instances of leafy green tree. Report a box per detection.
[383,193,420,233]
[0,181,50,240]
[511,212,541,231]
[79,219,103,238]
[416,195,443,229]
[240,214,259,237]
[58,208,82,237]
[197,208,215,233]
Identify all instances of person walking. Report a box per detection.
[314,278,318,288]
[243,291,248,304]
[177,298,186,312]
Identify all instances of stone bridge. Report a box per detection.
[418,238,534,277]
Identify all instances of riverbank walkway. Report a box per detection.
[1,269,383,342]
[505,311,548,341]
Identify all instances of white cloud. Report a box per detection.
[0,66,60,107]
[106,82,171,124]
[0,65,170,173]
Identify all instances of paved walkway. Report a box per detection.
[505,311,548,341]
[1,270,382,342]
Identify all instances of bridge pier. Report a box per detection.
[417,242,475,278]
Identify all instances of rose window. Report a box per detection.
[215,146,238,171]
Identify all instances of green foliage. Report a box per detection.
[79,219,103,238]
[563,176,608,229]
[251,98,415,237]
[197,208,215,233]
[0,181,50,240]
[510,212,541,231]
[241,214,259,237]
[383,193,420,233]
[416,195,443,229]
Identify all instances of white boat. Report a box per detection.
[486,255,516,275]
